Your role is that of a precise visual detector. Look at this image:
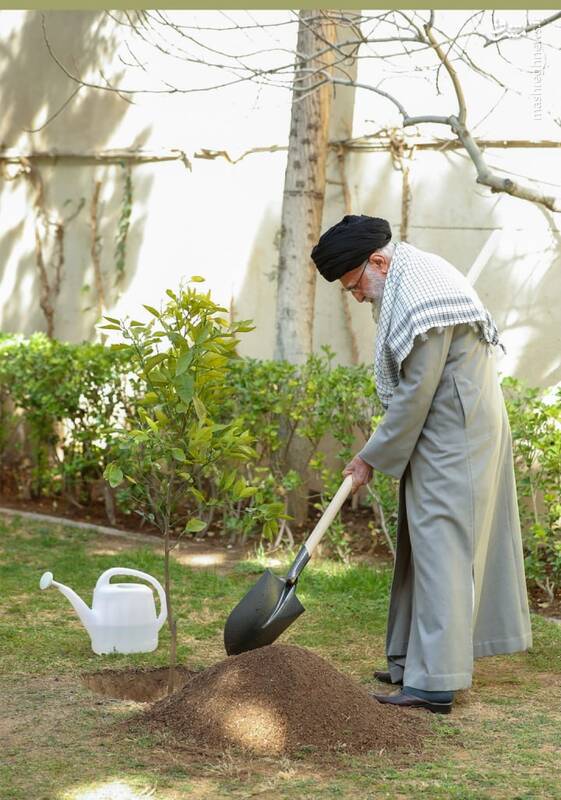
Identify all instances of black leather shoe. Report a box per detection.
[373,670,403,686]
[371,690,453,715]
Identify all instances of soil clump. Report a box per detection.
[142,644,430,758]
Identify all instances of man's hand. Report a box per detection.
[343,454,373,495]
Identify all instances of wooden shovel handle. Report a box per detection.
[303,475,354,557]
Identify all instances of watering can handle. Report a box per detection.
[96,568,168,630]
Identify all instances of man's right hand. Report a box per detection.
[343,454,373,494]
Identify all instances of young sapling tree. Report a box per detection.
[102,279,257,691]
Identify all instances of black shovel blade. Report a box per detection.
[224,569,305,656]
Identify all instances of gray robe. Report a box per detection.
[359,323,532,691]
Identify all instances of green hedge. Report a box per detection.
[0,333,135,511]
[0,333,559,595]
[502,377,561,602]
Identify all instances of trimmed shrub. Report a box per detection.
[503,377,561,601]
[0,330,559,596]
[0,334,133,516]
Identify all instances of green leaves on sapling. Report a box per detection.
[184,518,207,533]
[104,463,124,488]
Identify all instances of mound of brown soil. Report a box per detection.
[143,644,430,757]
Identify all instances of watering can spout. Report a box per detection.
[39,571,96,633]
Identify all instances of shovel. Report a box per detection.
[224,475,354,656]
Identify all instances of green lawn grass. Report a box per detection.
[1,514,561,800]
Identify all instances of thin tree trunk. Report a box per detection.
[164,524,177,695]
[367,484,396,560]
[102,482,117,526]
[274,10,336,525]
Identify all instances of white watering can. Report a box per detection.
[39,568,167,655]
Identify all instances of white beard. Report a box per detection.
[362,271,386,322]
[370,291,384,322]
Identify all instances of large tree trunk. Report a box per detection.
[274,11,336,526]
[274,10,335,364]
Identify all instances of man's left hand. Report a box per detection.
[343,455,373,494]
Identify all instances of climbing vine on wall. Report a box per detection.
[114,161,133,284]
[23,161,84,338]
[388,128,416,243]
[89,179,105,318]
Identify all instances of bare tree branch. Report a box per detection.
[483,10,561,47]
[433,10,485,96]
[424,13,467,124]
[38,9,561,214]
[24,85,84,133]
[448,116,560,212]
[41,13,269,96]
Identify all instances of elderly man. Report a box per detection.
[311,214,532,715]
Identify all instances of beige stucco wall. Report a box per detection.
[0,10,560,388]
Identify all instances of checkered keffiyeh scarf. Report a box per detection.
[375,241,504,407]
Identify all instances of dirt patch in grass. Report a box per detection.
[141,644,431,759]
[530,585,561,618]
[0,488,393,563]
[81,666,198,702]
[0,490,151,533]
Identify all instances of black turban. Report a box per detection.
[311,215,392,282]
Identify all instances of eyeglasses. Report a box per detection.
[342,258,369,293]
